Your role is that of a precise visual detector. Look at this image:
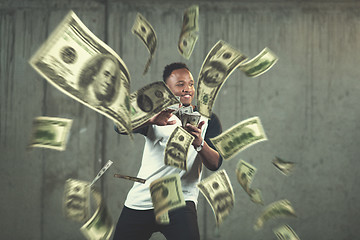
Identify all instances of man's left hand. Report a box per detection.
[184,121,205,147]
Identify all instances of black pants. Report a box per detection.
[113,201,200,240]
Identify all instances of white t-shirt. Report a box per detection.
[124,114,209,210]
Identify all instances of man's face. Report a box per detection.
[93,59,117,98]
[165,68,195,106]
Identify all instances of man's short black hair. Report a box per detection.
[162,62,190,82]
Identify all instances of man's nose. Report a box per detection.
[182,84,190,92]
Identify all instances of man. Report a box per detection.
[78,54,120,107]
[113,62,223,240]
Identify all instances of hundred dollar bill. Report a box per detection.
[29,116,73,151]
[114,174,146,184]
[254,199,297,230]
[181,111,201,128]
[176,105,193,119]
[236,160,263,205]
[80,189,114,240]
[115,81,180,133]
[273,224,301,240]
[164,126,194,171]
[90,160,113,186]
[29,11,131,134]
[210,116,267,160]
[132,13,157,74]
[178,5,199,59]
[150,174,186,224]
[197,170,234,225]
[239,47,278,77]
[272,157,295,176]
[196,40,247,118]
[157,212,170,225]
[63,178,91,222]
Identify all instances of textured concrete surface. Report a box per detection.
[1,1,360,239]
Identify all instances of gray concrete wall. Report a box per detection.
[1,0,360,239]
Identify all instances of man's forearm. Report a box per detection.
[198,142,221,171]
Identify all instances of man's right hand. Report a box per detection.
[148,109,176,126]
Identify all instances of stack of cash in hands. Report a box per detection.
[176,105,201,128]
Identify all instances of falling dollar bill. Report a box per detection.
[181,111,201,128]
[197,170,234,225]
[63,178,91,222]
[29,10,131,134]
[254,199,297,230]
[132,13,157,74]
[273,224,301,240]
[210,116,267,160]
[236,160,263,205]
[29,116,73,151]
[272,157,295,176]
[164,126,195,171]
[178,5,199,59]
[150,174,186,224]
[114,174,146,184]
[239,47,278,77]
[80,189,114,240]
[115,81,180,133]
[196,40,247,118]
[90,160,113,186]
[157,212,170,225]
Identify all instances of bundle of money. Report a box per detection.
[272,157,295,176]
[239,47,278,77]
[164,126,194,171]
[196,40,247,118]
[273,224,301,240]
[80,190,114,240]
[254,199,297,230]
[29,116,73,151]
[150,174,186,224]
[210,116,267,160]
[236,160,263,205]
[197,170,234,225]
[29,11,131,134]
[176,105,193,119]
[178,5,199,59]
[181,111,201,128]
[132,13,157,74]
[63,178,91,222]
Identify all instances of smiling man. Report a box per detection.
[113,62,223,240]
